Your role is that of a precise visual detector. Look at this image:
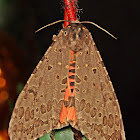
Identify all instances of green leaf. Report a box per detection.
[82,135,89,140]
[39,126,89,140]
[54,126,74,140]
[39,133,51,140]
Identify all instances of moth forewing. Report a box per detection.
[74,28,125,140]
[8,32,70,139]
[8,23,125,140]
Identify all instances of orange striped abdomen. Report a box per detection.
[59,50,77,124]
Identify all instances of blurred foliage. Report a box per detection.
[0,0,37,139]
[7,98,14,113]
[0,0,18,29]
[16,82,24,95]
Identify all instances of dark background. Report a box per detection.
[0,0,139,139]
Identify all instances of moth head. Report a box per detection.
[61,23,91,52]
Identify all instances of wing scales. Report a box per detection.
[75,32,125,140]
[8,32,70,140]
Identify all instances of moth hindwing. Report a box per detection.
[8,23,125,140]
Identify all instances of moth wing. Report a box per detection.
[74,32,125,140]
[8,31,70,140]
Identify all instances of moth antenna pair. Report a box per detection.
[35,20,117,39]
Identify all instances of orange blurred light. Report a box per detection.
[0,68,2,76]
[0,130,9,140]
[0,136,3,140]
[0,77,6,88]
[3,130,8,137]
[0,90,9,103]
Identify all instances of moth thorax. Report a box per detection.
[69,44,82,52]
[69,32,84,52]
[63,23,89,52]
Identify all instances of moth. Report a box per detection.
[8,23,125,140]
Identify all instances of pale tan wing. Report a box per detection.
[74,29,125,140]
[8,29,70,140]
